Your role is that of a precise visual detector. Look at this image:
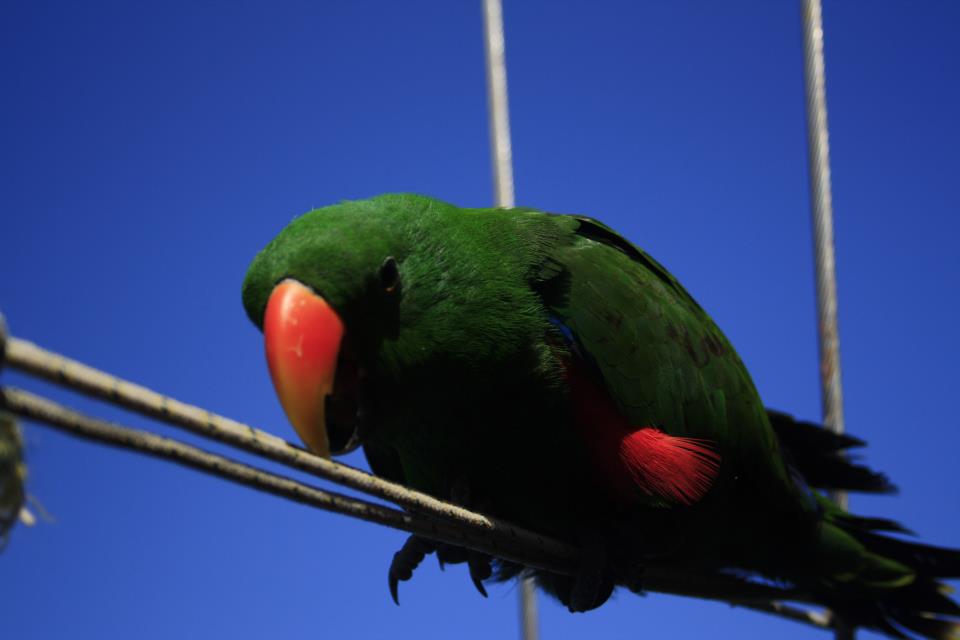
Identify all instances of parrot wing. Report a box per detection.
[539,214,792,506]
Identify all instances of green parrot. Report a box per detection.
[242,194,959,639]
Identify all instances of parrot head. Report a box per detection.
[242,196,416,458]
[242,194,555,458]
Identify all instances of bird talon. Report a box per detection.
[388,572,400,606]
[468,552,492,598]
[471,573,489,598]
[387,535,437,605]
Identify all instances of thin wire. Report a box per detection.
[800,1,853,639]
[801,0,846,453]
[482,1,534,638]
[483,0,516,210]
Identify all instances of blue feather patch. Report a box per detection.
[548,316,576,346]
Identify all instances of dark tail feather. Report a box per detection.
[889,608,960,640]
[767,409,896,494]
[771,409,959,638]
[807,456,897,495]
[848,604,960,640]
[827,514,960,640]
[768,409,867,451]
[836,512,915,536]
[825,568,960,639]
[855,531,960,579]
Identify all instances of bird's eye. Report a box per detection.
[379,256,400,294]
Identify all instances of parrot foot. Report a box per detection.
[565,533,615,613]
[388,535,437,605]
[385,477,494,604]
[387,526,492,602]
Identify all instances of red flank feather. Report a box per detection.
[618,428,720,506]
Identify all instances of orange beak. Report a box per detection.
[263,279,345,458]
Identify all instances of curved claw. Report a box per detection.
[468,552,492,598]
[388,535,437,605]
[388,572,401,606]
[469,568,489,598]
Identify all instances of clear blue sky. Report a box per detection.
[2,2,958,639]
